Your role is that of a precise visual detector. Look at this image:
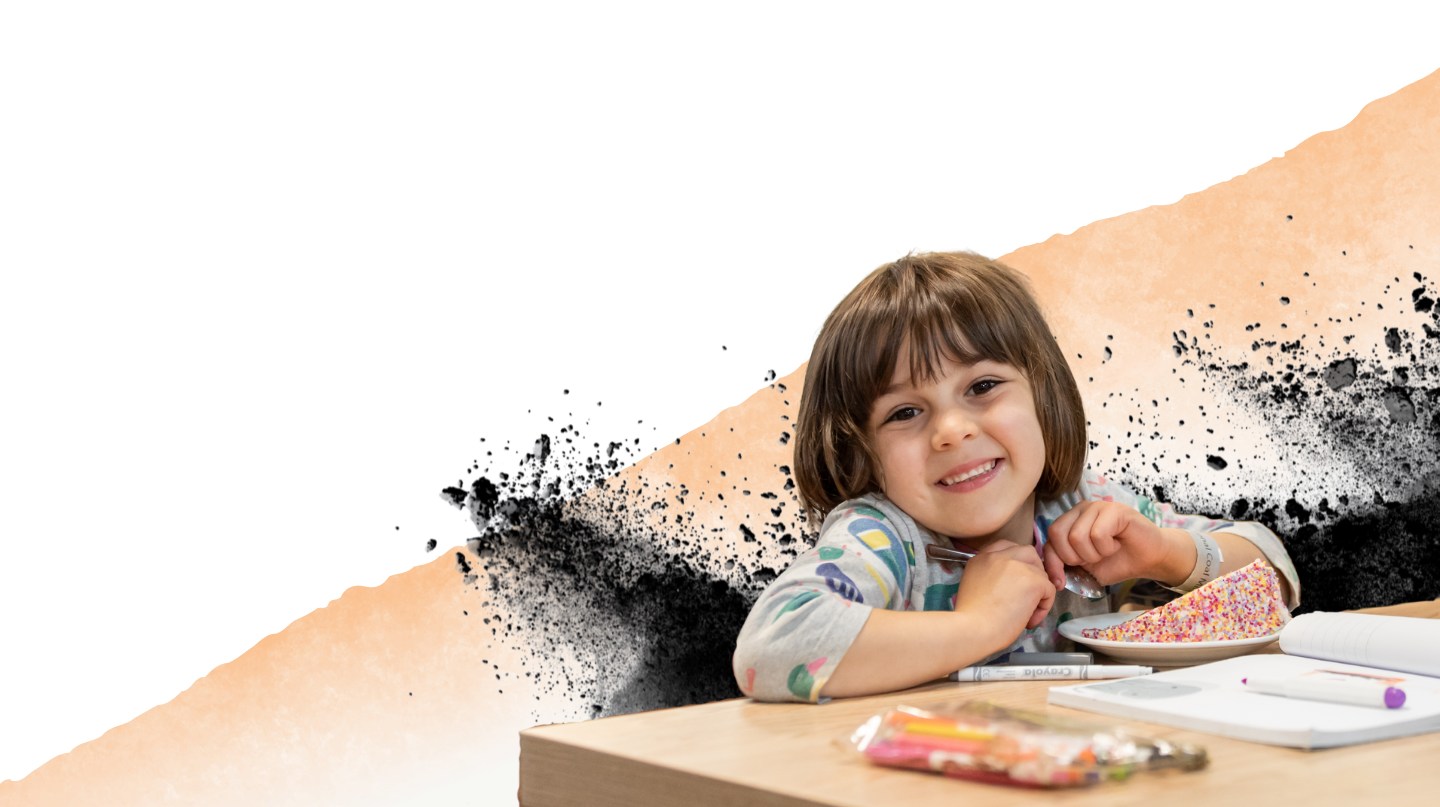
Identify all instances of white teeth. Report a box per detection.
[941,460,996,486]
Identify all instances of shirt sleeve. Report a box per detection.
[1078,472,1301,609]
[731,500,911,703]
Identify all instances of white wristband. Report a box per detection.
[1164,530,1224,593]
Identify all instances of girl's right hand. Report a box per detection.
[954,541,1056,635]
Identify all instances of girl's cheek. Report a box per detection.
[997,408,1046,453]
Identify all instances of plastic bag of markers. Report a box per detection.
[847,701,1207,788]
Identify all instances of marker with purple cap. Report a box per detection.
[1243,671,1407,709]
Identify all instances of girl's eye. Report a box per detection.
[970,379,1000,395]
[886,407,920,423]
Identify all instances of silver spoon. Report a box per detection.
[925,544,1107,599]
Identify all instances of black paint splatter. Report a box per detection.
[1095,268,1440,613]
[435,394,811,721]
[1382,387,1416,423]
[1323,358,1357,391]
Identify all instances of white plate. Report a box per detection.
[1060,611,1281,666]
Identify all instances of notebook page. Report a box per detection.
[1280,612,1440,677]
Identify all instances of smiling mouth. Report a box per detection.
[937,459,999,487]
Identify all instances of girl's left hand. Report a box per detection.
[1042,501,1172,588]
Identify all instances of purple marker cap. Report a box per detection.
[1384,687,1406,709]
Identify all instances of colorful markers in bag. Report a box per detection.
[850,701,1209,788]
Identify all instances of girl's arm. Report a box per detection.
[732,504,909,703]
[1146,528,1294,605]
[818,610,1000,698]
[1044,474,1300,608]
[821,541,1055,698]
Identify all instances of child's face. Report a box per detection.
[867,347,1046,547]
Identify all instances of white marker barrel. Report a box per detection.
[1244,675,1406,709]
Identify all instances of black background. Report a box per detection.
[8,7,506,783]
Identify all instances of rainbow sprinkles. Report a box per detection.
[1083,559,1291,643]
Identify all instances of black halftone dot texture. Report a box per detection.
[1095,271,1440,614]
[436,412,811,719]
[61,0,1440,726]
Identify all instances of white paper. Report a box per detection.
[1280,612,1440,677]
[1048,654,1440,748]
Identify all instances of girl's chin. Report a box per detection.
[922,517,1011,542]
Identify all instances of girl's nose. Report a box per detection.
[930,406,977,451]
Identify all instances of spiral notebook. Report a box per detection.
[1047,612,1440,749]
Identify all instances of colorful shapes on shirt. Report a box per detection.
[903,540,915,566]
[923,582,959,612]
[816,562,863,603]
[848,517,907,591]
[772,590,822,622]
[1135,496,1161,524]
[861,562,890,604]
[818,546,844,561]
[787,659,827,701]
[849,505,887,520]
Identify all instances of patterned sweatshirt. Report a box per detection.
[732,471,1300,703]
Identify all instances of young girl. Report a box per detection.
[732,251,1300,703]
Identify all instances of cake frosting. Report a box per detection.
[1083,559,1291,643]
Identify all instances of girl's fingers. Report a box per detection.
[978,540,1044,580]
[1038,577,1056,619]
[1046,505,1085,566]
[1027,607,1047,629]
[1028,580,1055,628]
[1068,506,1104,565]
[1048,533,1082,564]
[1042,543,1066,591]
[1088,509,1119,558]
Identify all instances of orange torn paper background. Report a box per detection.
[5,70,1434,807]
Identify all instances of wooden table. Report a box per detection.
[520,600,1440,807]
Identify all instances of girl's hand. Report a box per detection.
[955,540,1056,633]
[1043,501,1178,587]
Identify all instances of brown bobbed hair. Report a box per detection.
[793,251,1087,521]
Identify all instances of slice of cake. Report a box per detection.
[1083,559,1291,643]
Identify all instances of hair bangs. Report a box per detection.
[901,279,1023,388]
